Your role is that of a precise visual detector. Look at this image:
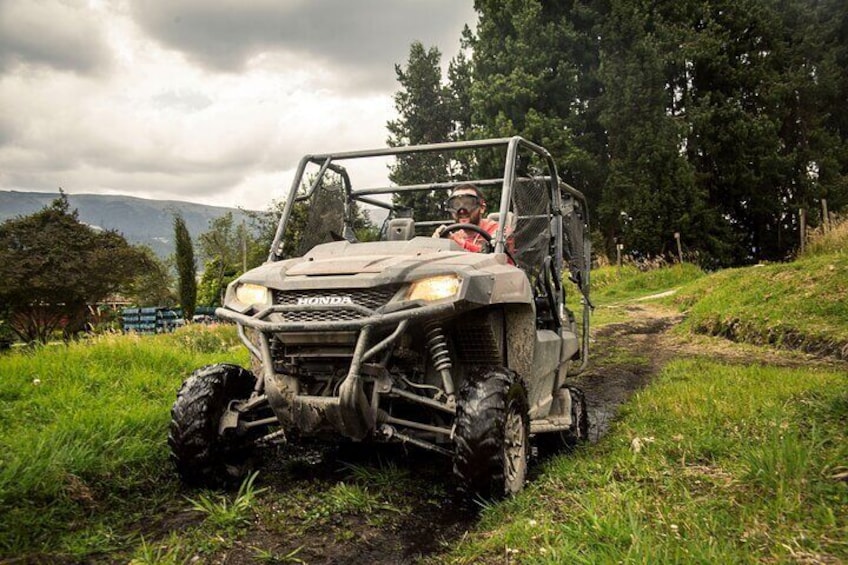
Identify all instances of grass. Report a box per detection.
[578,262,705,326]
[0,324,247,557]
[803,214,848,258]
[674,251,848,357]
[590,262,706,303]
[442,359,848,563]
[187,472,266,531]
[2,244,845,561]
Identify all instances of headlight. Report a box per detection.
[406,275,461,302]
[235,283,272,307]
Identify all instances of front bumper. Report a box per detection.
[216,300,462,442]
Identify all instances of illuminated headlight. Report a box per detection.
[406,275,461,302]
[235,283,272,307]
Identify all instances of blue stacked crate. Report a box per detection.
[156,309,182,333]
[121,307,141,333]
[139,307,159,333]
[121,307,160,334]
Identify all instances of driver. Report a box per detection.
[432,184,498,253]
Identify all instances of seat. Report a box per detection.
[486,211,517,232]
[386,218,416,241]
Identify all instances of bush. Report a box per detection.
[0,320,13,351]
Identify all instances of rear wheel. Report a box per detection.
[168,363,256,486]
[453,368,529,498]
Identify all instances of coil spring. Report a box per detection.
[425,324,452,372]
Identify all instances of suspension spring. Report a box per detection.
[425,322,455,402]
[425,323,452,373]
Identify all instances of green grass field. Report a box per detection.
[0,325,247,558]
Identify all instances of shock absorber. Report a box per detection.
[424,322,455,404]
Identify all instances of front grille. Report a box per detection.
[272,286,400,323]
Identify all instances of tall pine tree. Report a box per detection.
[173,213,197,320]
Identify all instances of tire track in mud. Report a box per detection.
[573,310,684,441]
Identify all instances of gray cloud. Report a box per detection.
[0,1,476,210]
[131,0,475,91]
[0,1,110,73]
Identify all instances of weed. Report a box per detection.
[803,214,848,257]
[187,472,266,530]
[301,482,399,525]
[129,535,189,565]
[253,545,306,564]
[174,323,240,353]
[341,459,409,489]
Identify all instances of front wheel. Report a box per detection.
[168,363,256,486]
[453,368,529,498]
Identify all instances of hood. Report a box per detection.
[238,237,512,290]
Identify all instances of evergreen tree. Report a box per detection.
[173,213,197,320]
[468,0,606,205]
[459,0,848,265]
[387,41,456,219]
[596,0,728,263]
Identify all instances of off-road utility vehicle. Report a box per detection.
[169,136,591,497]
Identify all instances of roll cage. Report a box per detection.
[266,135,592,370]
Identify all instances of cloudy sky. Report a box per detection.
[0,0,476,210]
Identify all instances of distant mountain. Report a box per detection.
[0,191,256,259]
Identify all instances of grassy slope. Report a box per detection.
[674,252,848,357]
[0,326,247,557]
[1,247,845,561]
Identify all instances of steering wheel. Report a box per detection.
[439,223,494,253]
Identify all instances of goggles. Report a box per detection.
[446,194,481,213]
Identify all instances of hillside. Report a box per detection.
[0,190,255,259]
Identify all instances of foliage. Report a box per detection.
[0,194,154,343]
[468,0,606,204]
[187,472,266,531]
[196,258,238,308]
[387,41,468,218]
[173,213,197,320]
[451,0,848,266]
[198,212,253,305]
[126,245,176,307]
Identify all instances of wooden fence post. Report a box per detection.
[674,232,683,263]
[799,208,806,254]
[822,199,830,233]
